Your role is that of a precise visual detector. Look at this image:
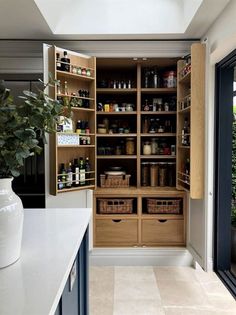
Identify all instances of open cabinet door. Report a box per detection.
[43,44,96,196]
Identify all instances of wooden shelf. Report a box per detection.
[96,214,138,219]
[59,60,95,71]
[178,145,190,149]
[97,88,137,94]
[140,155,176,159]
[97,155,137,159]
[141,214,184,219]
[57,70,95,81]
[94,186,183,196]
[141,88,177,94]
[141,133,176,137]
[178,106,191,114]
[96,133,137,137]
[141,111,176,115]
[57,93,94,101]
[178,72,191,84]
[96,111,137,115]
[71,107,95,112]
[57,184,95,193]
[57,145,95,148]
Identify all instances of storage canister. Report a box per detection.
[126,138,135,155]
[141,162,150,186]
[150,162,159,187]
[143,141,152,155]
[167,162,176,187]
[159,162,167,187]
[151,138,158,155]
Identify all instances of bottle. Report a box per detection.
[64,81,69,95]
[56,53,61,71]
[59,163,67,188]
[85,121,90,134]
[185,158,190,184]
[66,162,73,188]
[144,68,149,88]
[85,157,91,185]
[153,67,159,88]
[61,51,70,72]
[182,118,189,145]
[76,120,82,134]
[73,159,80,187]
[79,157,86,186]
[57,80,62,95]
[128,80,131,89]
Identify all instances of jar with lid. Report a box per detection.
[167,162,176,187]
[151,138,158,155]
[157,98,163,111]
[126,138,135,155]
[142,116,149,133]
[143,141,152,155]
[150,162,159,187]
[159,162,167,187]
[141,162,150,186]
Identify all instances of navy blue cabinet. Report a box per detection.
[55,228,89,315]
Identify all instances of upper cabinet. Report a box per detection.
[177,43,205,199]
[45,45,96,195]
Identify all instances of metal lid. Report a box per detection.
[149,162,159,165]
[141,162,149,165]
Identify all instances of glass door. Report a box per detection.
[215,49,236,297]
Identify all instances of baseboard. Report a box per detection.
[89,247,193,266]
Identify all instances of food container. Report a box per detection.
[150,162,159,187]
[143,141,152,155]
[126,138,135,155]
[97,124,107,134]
[141,162,149,186]
[163,71,177,88]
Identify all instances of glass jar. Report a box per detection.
[151,138,158,155]
[142,116,149,133]
[143,141,151,155]
[150,162,159,187]
[141,162,150,186]
[167,162,176,187]
[159,162,167,187]
[126,138,135,155]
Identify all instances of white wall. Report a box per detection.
[202,0,236,270]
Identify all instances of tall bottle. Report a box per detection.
[56,53,61,71]
[59,163,67,189]
[182,118,189,146]
[66,162,73,188]
[85,157,91,185]
[64,81,69,95]
[73,159,80,187]
[61,51,70,72]
[79,157,86,186]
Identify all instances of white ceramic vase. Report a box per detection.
[0,178,24,268]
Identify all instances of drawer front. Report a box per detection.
[95,219,138,246]
[142,219,185,245]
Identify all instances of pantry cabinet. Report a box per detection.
[44,43,205,248]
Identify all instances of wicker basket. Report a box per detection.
[98,199,133,214]
[147,199,181,214]
[100,174,131,188]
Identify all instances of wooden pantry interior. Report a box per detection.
[46,43,205,248]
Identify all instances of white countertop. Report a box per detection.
[0,208,92,315]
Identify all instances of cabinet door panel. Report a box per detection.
[95,219,138,246]
[142,219,184,245]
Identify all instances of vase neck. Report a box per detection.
[0,178,13,191]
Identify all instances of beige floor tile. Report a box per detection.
[90,266,114,283]
[90,297,113,315]
[154,267,198,282]
[115,266,156,282]
[157,279,209,307]
[113,299,165,315]
[90,279,114,300]
[200,280,235,298]
[164,306,236,315]
[193,269,220,284]
[114,279,161,301]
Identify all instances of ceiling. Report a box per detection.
[0,0,231,40]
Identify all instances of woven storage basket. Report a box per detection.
[147,199,181,214]
[98,199,133,214]
[100,174,131,188]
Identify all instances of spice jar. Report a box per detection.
[126,138,135,155]
[141,162,150,186]
[159,162,167,187]
[142,116,149,133]
[151,138,158,155]
[143,141,152,155]
[150,162,159,187]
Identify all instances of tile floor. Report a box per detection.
[89,266,236,315]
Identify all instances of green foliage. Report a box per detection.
[0,76,66,178]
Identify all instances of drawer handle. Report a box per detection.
[112,219,122,223]
[158,219,167,223]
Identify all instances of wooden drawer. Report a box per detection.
[95,219,138,246]
[141,219,185,245]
